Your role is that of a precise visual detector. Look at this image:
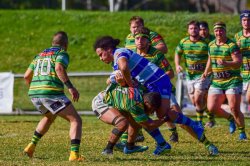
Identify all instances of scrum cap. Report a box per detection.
[240,10,250,21]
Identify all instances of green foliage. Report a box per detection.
[0,116,249,165]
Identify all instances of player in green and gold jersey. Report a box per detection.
[23,31,83,161]
[125,16,167,54]
[203,22,247,140]
[175,20,211,125]
[234,10,250,117]
[199,21,217,128]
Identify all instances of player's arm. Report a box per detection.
[139,119,165,131]
[202,55,212,79]
[23,68,33,86]
[155,42,168,54]
[217,50,242,68]
[117,57,134,87]
[159,56,174,79]
[55,62,79,102]
[174,53,183,73]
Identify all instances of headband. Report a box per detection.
[213,24,226,30]
[134,33,149,39]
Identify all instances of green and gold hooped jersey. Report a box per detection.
[234,30,250,83]
[104,83,148,123]
[208,39,242,89]
[125,31,164,50]
[28,46,69,98]
[175,37,208,80]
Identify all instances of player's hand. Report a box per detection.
[68,87,80,102]
[201,72,207,80]
[176,65,183,73]
[115,71,127,86]
[217,59,225,65]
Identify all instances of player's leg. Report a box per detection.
[167,93,180,143]
[226,91,247,140]
[101,108,129,155]
[92,94,129,155]
[207,88,236,134]
[246,82,250,105]
[57,103,82,161]
[23,98,56,158]
[120,112,148,154]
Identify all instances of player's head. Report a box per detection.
[187,20,200,38]
[52,31,68,50]
[213,21,226,39]
[143,92,161,115]
[134,27,150,50]
[129,16,144,34]
[94,36,120,64]
[199,21,210,38]
[240,10,250,30]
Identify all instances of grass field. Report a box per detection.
[0,115,249,166]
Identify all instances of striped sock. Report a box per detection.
[199,134,211,148]
[204,108,215,122]
[70,139,81,152]
[227,114,234,122]
[120,132,128,143]
[174,112,196,127]
[238,127,245,133]
[31,131,43,145]
[196,109,204,122]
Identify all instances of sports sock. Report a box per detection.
[174,112,196,127]
[199,134,211,148]
[204,108,215,122]
[168,127,177,134]
[145,128,167,146]
[196,109,204,122]
[238,127,245,133]
[227,114,234,122]
[120,132,128,143]
[105,141,116,150]
[126,142,135,150]
[31,131,43,145]
[70,139,81,152]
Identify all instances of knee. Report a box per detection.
[72,114,82,126]
[113,116,129,132]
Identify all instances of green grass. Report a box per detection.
[0,115,249,165]
[0,10,242,73]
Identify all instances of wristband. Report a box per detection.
[64,80,74,89]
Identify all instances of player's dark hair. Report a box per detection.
[187,20,200,28]
[134,26,150,37]
[143,92,161,109]
[52,31,68,46]
[129,16,144,26]
[199,21,209,29]
[94,36,120,50]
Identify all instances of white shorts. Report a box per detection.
[243,82,250,94]
[91,91,111,119]
[208,86,242,95]
[31,96,71,115]
[186,77,211,94]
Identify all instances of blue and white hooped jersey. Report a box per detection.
[112,48,167,86]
